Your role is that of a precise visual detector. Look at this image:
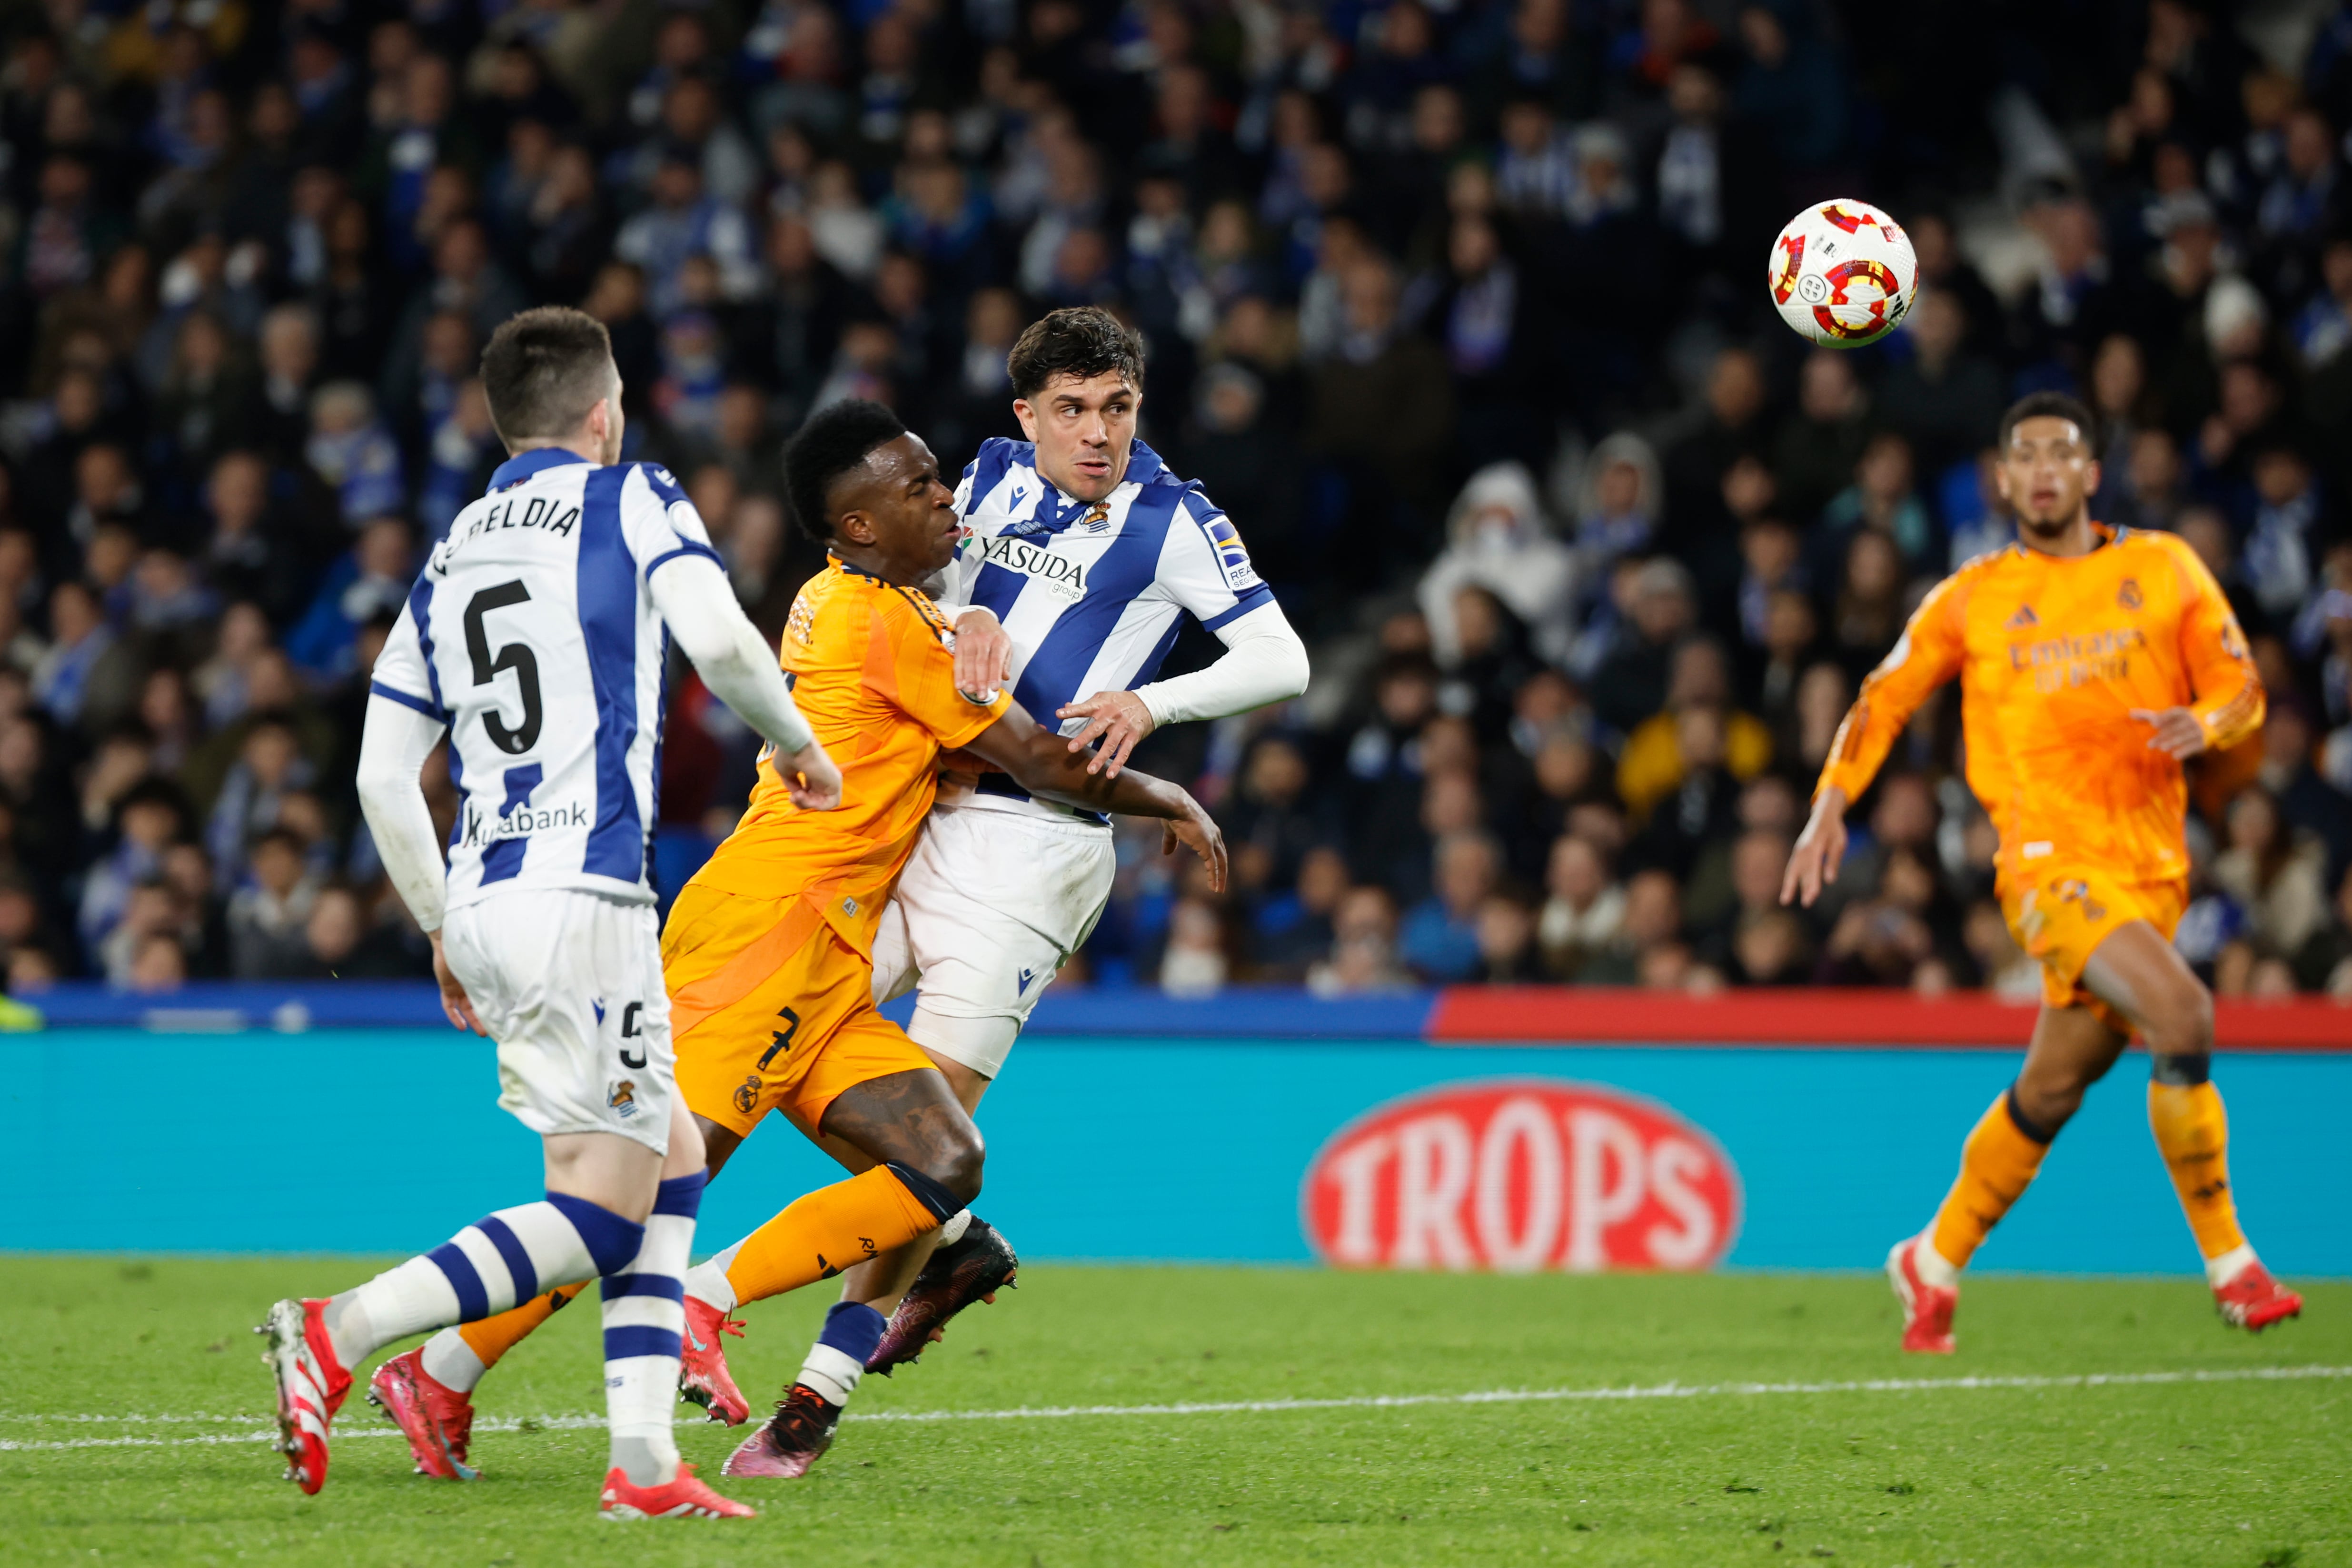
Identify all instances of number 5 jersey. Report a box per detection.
[372,447,725,909]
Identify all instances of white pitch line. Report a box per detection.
[1,1365,2342,1453]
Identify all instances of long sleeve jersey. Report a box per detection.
[1815,526,2264,887]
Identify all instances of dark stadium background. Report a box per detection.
[0,0,2347,1007]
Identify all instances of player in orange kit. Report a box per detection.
[364,399,1226,1479]
[1781,392,2303,1352]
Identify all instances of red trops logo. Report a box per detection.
[1301,1081,1741,1272]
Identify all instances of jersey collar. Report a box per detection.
[1021,440,1168,535]
[2011,520,2121,561]
[489,447,596,491]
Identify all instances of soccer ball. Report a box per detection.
[1766,199,1919,348]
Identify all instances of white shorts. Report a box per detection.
[869,803,1116,1080]
[441,888,675,1156]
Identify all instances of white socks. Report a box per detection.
[602,1173,702,1487]
[682,1247,741,1315]
[2204,1242,2257,1288]
[1911,1233,1961,1290]
[419,1332,488,1395]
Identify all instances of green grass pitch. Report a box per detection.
[0,1258,2344,1567]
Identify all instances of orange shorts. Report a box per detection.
[663,882,934,1140]
[2001,865,2189,1029]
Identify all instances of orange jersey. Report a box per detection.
[685,556,1012,955]
[1816,527,2263,885]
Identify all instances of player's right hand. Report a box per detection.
[951,607,1012,703]
[1780,786,1849,909]
[1162,799,1228,893]
[428,930,487,1036]
[782,740,843,811]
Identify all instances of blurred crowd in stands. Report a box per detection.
[0,0,2346,999]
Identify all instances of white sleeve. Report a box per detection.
[368,596,441,720]
[647,553,815,756]
[1131,599,1310,727]
[357,693,450,933]
[1158,487,1278,629]
[620,463,727,583]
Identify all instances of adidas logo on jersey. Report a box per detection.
[977,534,1090,603]
[2006,605,2039,629]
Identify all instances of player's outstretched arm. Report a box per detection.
[1058,601,1312,779]
[1782,576,1973,909]
[962,701,1228,892]
[354,694,484,1035]
[649,554,841,809]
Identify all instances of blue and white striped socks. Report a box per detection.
[322,1192,643,1369]
[603,1172,702,1486]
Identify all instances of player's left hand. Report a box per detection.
[428,930,487,1036]
[2130,706,2208,760]
[782,739,843,810]
[1162,798,1228,893]
[1057,689,1155,778]
[952,607,1012,702]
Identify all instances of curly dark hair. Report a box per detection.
[1997,390,2097,451]
[782,398,907,546]
[1006,306,1147,401]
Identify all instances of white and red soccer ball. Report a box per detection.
[1767,198,1919,348]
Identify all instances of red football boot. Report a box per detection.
[1886,1237,1958,1355]
[721,1385,841,1479]
[678,1296,751,1426]
[257,1298,351,1495]
[368,1348,478,1480]
[2214,1259,2303,1332]
[598,1461,756,1519]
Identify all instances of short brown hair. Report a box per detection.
[1006,306,1146,401]
[480,306,616,442]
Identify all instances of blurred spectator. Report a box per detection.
[1399,830,1499,981]
[1418,463,1576,668]
[0,0,2332,1000]
[1774,351,1873,530]
[1158,897,1229,998]
[1587,558,1696,735]
[1257,844,1351,980]
[1578,868,1682,986]
[1308,885,1412,996]
[1616,637,1773,824]
[1536,834,1624,980]
[285,518,412,680]
[2211,786,2331,960]
[304,382,404,526]
[227,826,318,978]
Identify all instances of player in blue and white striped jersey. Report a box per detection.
[770,309,1307,1429]
[259,308,837,1519]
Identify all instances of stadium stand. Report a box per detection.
[0,0,2346,1004]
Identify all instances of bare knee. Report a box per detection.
[2012,1066,2092,1134]
[917,1121,985,1206]
[2139,975,2213,1059]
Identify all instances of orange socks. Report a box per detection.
[1926,1089,2052,1274]
[2149,1078,2247,1264]
[457,1281,592,1370]
[716,1164,957,1310]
